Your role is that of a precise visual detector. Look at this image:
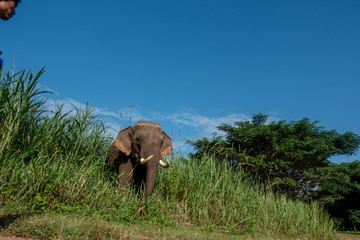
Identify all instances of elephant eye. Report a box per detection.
[134,139,141,149]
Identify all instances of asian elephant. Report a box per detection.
[107,121,172,197]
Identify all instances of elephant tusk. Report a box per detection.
[159,159,170,168]
[140,155,153,165]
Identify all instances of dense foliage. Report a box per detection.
[0,69,337,239]
[310,161,360,231]
[188,113,360,199]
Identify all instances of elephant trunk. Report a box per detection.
[145,164,159,197]
[142,143,161,197]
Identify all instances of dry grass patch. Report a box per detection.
[0,213,302,240]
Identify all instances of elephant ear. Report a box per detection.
[113,126,132,156]
[161,131,173,157]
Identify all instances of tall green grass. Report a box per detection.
[155,156,336,239]
[0,69,337,239]
[0,69,112,210]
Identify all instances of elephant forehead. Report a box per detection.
[140,131,162,142]
[134,126,162,135]
[131,127,161,141]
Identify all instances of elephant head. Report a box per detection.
[107,121,172,197]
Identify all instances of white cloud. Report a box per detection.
[46,98,146,121]
[45,98,87,116]
[163,112,252,137]
[46,97,253,138]
[45,97,150,135]
[46,97,254,138]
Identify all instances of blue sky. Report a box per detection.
[1,0,359,163]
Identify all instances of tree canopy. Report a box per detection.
[188,113,360,198]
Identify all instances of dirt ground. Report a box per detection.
[337,233,360,240]
[0,234,359,240]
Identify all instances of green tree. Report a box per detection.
[310,161,360,231]
[188,113,360,198]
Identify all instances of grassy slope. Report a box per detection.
[0,69,338,239]
[0,212,323,240]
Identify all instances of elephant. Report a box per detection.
[107,121,172,197]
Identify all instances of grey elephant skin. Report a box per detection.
[107,121,172,197]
